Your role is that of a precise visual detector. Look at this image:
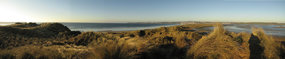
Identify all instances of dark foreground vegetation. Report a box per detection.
[0,23,284,59]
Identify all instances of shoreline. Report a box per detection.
[1,22,284,38]
[274,27,285,28]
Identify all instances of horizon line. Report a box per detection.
[0,21,284,23]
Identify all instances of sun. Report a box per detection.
[0,3,37,22]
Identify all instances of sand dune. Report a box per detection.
[0,23,284,59]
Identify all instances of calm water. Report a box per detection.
[197,24,285,36]
[62,23,179,32]
[0,22,179,32]
[2,22,284,36]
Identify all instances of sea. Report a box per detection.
[61,23,180,32]
[0,22,180,32]
[196,24,285,36]
[1,22,285,36]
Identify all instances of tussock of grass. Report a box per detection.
[250,27,279,59]
[174,34,188,48]
[89,38,145,59]
[71,32,101,46]
[187,24,250,59]
[90,41,130,59]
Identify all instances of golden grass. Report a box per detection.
[0,45,91,59]
[187,24,250,59]
[89,40,131,59]
[251,27,279,59]
[88,37,146,59]
[0,23,284,59]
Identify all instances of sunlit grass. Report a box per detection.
[0,23,284,59]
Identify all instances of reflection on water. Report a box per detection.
[197,24,285,36]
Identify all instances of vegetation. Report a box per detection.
[0,23,284,59]
[187,24,250,59]
[250,27,279,59]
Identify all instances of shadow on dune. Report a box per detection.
[137,44,187,59]
[280,41,285,59]
[249,34,264,59]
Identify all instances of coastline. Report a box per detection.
[274,27,285,28]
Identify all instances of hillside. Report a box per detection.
[0,23,284,59]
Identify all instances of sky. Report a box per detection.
[0,0,284,23]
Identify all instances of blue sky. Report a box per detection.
[0,0,284,22]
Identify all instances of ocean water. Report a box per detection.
[2,22,284,36]
[62,23,180,32]
[0,22,179,32]
[196,24,285,36]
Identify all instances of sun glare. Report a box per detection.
[0,3,36,22]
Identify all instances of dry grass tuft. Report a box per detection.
[250,27,279,59]
[89,38,144,59]
[0,45,91,59]
[187,24,250,59]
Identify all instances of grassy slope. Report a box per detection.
[0,23,284,59]
[188,24,250,59]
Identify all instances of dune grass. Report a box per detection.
[0,45,91,59]
[250,27,279,59]
[0,23,284,59]
[88,39,141,59]
[187,24,250,59]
